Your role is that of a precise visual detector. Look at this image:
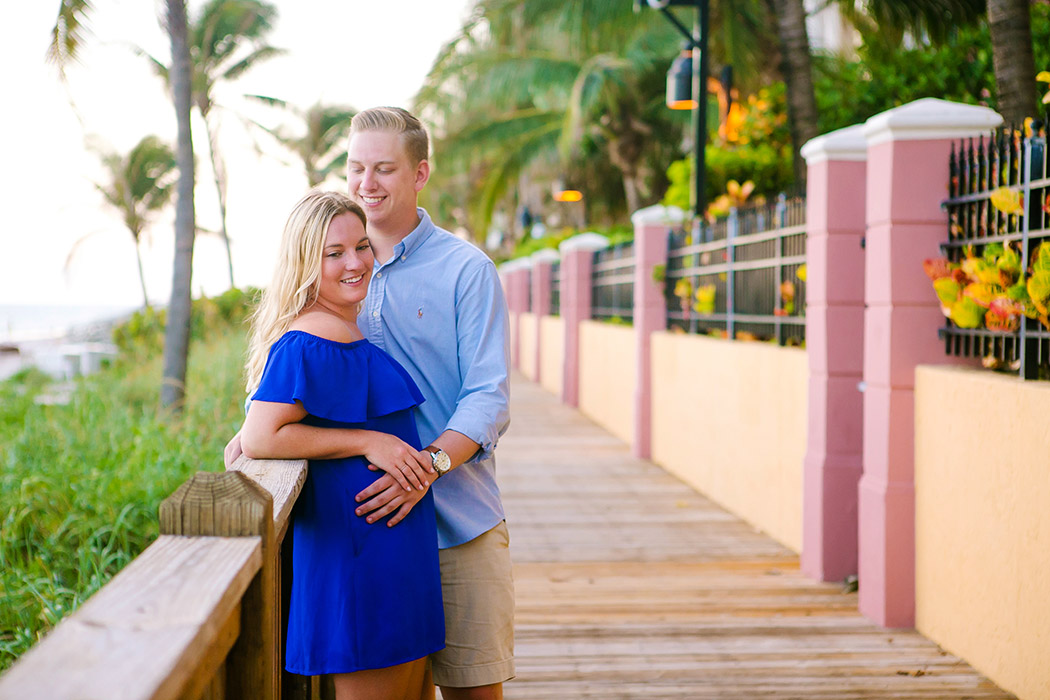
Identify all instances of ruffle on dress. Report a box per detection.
[252,330,424,423]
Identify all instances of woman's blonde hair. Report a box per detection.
[245,190,366,394]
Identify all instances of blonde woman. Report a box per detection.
[240,190,443,699]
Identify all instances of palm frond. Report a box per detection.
[47,0,94,75]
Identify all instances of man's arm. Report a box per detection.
[355,260,511,524]
[445,261,511,459]
[353,429,479,524]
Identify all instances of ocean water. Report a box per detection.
[0,304,138,344]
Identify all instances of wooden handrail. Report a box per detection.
[0,536,259,699]
[227,455,307,545]
[0,457,308,700]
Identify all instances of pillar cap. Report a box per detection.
[530,248,561,264]
[498,257,533,273]
[801,124,868,165]
[631,204,686,226]
[559,232,610,253]
[862,98,1003,147]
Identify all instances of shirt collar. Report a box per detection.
[393,208,437,261]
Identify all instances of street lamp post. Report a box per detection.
[636,0,710,230]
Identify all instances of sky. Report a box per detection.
[0,0,474,309]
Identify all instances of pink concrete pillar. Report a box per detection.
[630,205,682,458]
[529,249,560,385]
[799,125,868,584]
[858,98,1001,627]
[558,233,609,407]
[499,260,532,371]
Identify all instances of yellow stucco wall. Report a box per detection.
[518,313,538,381]
[578,321,636,446]
[914,366,1050,700]
[538,316,564,397]
[650,332,806,552]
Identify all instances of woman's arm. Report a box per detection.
[241,400,434,491]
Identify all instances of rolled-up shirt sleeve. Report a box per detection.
[444,261,510,461]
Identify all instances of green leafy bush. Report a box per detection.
[111,287,259,359]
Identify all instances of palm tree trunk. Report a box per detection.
[768,0,819,189]
[161,0,196,411]
[203,115,236,288]
[988,0,1037,126]
[134,244,150,309]
[622,172,640,216]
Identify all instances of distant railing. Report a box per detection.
[550,260,561,317]
[591,242,635,323]
[0,458,334,699]
[665,195,807,344]
[941,127,1050,378]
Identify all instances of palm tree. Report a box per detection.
[93,136,178,308]
[416,0,684,234]
[847,0,1035,123]
[140,0,283,289]
[764,0,818,188]
[50,0,198,411]
[247,98,356,187]
[160,0,198,411]
[987,0,1037,124]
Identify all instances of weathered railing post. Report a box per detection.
[799,124,867,584]
[161,470,278,700]
[858,98,1001,627]
[558,233,609,407]
[631,205,680,458]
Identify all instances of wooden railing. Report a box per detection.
[0,456,327,700]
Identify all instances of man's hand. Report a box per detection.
[224,431,243,469]
[355,472,429,526]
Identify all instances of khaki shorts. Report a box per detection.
[430,521,515,688]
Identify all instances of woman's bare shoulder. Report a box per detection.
[287,311,360,343]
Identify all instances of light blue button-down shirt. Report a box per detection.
[359,208,511,549]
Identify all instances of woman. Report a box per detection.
[240,190,443,699]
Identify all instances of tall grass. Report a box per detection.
[0,322,249,670]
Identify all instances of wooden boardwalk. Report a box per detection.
[499,375,1014,699]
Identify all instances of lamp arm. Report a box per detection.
[658,6,698,47]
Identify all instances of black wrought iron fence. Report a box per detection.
[939,125,1050,379]
[665,195,807,344]
[550,260,561,317]
[525,268,533,313]
[591,242,635,323]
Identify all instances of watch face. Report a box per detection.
[432,449,451,473]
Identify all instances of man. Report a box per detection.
[228,107,513,699]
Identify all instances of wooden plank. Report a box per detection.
[499,375,1016,699]
[228,455,307,544]
[0,536,259,700]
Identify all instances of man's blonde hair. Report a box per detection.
[245,190,366,394]
[350,106,429,165]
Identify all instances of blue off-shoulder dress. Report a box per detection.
[252,330,444,674]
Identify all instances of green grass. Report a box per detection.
[0,327,249,670]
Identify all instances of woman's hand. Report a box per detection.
[362,432,434,492]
